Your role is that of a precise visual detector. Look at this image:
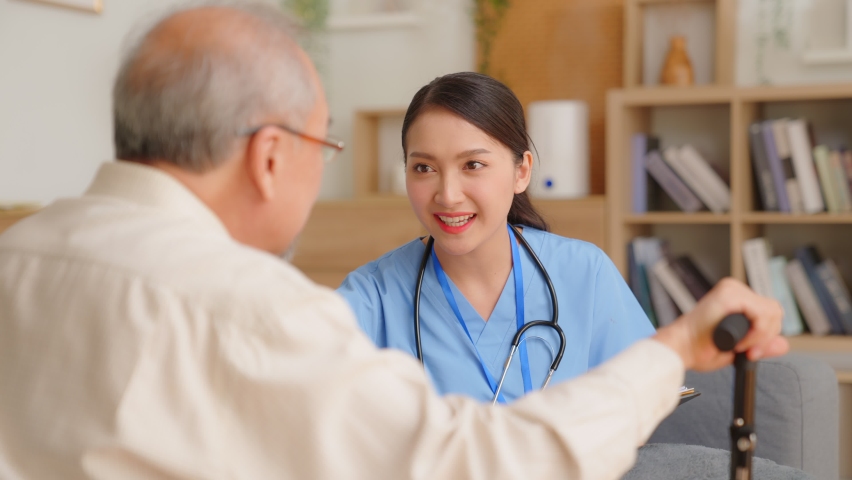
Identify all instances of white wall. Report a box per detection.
[0,0,474,204]
[320,0,474,198]
[0,0,193,204]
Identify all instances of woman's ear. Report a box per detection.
[245,127,284,202]
[514,150,534,194]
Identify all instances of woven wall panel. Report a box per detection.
[482,0,624,195]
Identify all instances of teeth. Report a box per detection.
[438,214,474,227]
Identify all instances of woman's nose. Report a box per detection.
[434,173,465,207]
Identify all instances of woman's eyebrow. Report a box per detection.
[408,149,490,160]
[408,151,436,160]
[456,148,490,159]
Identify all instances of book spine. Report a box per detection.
[829,149,852,211]
[761,122,792,212]
[662,146,722,213]
[644,151,703,213]
[786,120,825,213]
[669,256,712,300]
[768,256,805,336]
[628,240,657,327]
[785,259,832,336]
[631,134,648,213]
[813,145,840,213]
[652,259,697,314]
[817,260,852,334]
[785,179,805,214]
[678,145,731,212]
[750,123,779,211]
[636,238,679,327]
[795,246,845,334]
[772,119,805,213]
[742,238,774,298]
[843,150,852,197]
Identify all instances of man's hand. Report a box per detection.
[653,278,789,371]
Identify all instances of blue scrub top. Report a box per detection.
[337,227,654,403]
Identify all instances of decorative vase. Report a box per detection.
[660,35,694,86]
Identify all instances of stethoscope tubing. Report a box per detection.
[413,225,566,402]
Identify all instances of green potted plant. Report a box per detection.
[474,0,510,76]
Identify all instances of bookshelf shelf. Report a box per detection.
[624,213,731,224]
[741,213,852,224]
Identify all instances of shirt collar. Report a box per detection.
[85,160,230,237]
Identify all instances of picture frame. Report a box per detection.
[16,0,102,14]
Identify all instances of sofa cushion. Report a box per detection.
[624,443,813,479]
[648,354,838,480]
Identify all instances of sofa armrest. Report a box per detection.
[648,353,838,480]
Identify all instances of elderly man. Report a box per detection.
[0,2,787,479]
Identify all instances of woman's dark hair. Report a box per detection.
[401,72,549,232]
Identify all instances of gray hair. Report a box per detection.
[113,1,317,172]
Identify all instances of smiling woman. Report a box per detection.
[337,72,655,404]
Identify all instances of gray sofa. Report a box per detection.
[627,353,839,480]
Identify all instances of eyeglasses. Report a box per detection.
[241,123,345,163]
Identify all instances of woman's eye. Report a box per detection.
[413,164,434,173]
[464,161,485,170]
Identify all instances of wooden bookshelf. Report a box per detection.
[623,0,735,88]
[607,82,852,283]
[606,84,852,479]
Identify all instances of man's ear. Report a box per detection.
[245,127,285,202]
[514,150,534,194]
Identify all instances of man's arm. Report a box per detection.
[89,277,784,480]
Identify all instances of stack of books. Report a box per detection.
[748,118,852,214]
[631,134,731,214]
[627,237,714,327]
[742,238,852,336]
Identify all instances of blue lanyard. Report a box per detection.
[430,224,533,403]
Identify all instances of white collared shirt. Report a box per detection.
[0,161,683,479]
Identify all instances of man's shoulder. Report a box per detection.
[0,197,344,317]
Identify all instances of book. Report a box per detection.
[768,256,805,336]
[785,259,832,336]
[813,145,841,213]
[829,149,852,212]
[631,134,650,213]
[633,237,680,327]
[762,121,792,212]
[644,150,703,213]
[843,149,852,196]
[652,259,697,314]
[678,145,731,213]
[786,120,825,214]
[669,256,713,301]
[772,119,805,213]
[816,259,852,334]
[795,246,845,334]
[679,387,701,406]
[742,238,774,298]
[749,122,779,211]
[662,146,725,213]
[628,241,657,327]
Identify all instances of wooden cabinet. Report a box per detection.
[294,196,607,288]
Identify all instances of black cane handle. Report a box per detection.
[713,313,750,352]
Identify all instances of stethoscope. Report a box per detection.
[413,224,567,405]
